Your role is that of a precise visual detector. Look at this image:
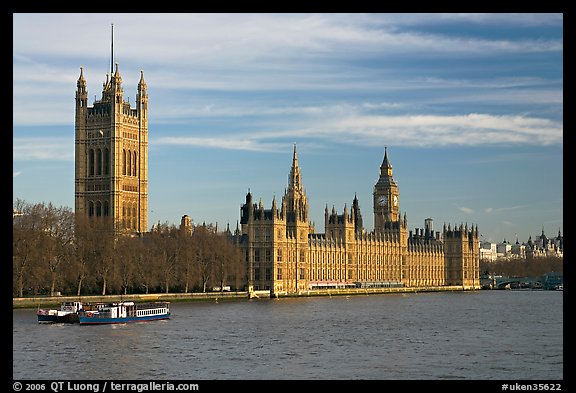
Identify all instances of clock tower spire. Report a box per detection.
[374,146,400,232]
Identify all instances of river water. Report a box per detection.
[13,290,563,380]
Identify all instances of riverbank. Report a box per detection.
[12,291,248,309]
[13,285,478,309]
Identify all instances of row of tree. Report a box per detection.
[479,256,563,278]
[13,199,246,297]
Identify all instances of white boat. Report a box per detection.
[37,301,84,323]
[77,301,170,325]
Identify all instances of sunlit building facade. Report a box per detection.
[237,146,480,296]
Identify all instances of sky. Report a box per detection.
[13,13,563,244]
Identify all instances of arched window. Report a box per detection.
[133,152,137,176]
[96,149,102,176]
[123,149,127,175]
[132,206,137,229]
[96,201,102,216]
[88,201,94,216]
[127,150,132,177]
[89,149,94,176]
[103,201,109,216]
[104,149,110,175]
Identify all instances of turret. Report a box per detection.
[76,67,88,111]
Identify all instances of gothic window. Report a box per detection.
[123,149,127,175]
[96,201,102,216]
[265,268,271,281]
[104,148,110,175]
[133,206,137,228]
[277,268,283,280]
[277,249,283,262]
[89,149,94,176]
[254,268,260,281]
[88,201,94,216]
[265,249,271,262]
[103,201,109,216]
[127,150,132,177]
[133,152,137,176]
[299,268,305,280]
[96,149,102,176]
[255,250,260,262]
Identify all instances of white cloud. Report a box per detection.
[151,112,562,153]
[484,205,529,213]
[13,171,22,177]
[13,138,73,161]
[154,137,285,152]
[458,206,475,214]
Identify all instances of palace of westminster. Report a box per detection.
[74,62,481,296]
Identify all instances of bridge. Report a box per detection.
[492,276,542,289]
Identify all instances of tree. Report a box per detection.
[192,223,215,292]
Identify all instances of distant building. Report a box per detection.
[526,228,563,258]
[234,146,480,296]
[180,215,193,236]
[480,241,497,261]
[480,228,563,261]
[510,237,526,259]
[496,239,512,258]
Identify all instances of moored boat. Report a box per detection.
[77,301,170,325]
[37,301,84,323]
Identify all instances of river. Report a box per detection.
[13,290,563,380]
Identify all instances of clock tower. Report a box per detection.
[373,147,399,232]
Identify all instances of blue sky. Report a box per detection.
[13,13,563,244]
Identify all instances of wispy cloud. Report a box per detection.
[13,138,73,161]
[458,206,475,214]
[153,112,562,153]
[154,137,285,152]
[13,171,22,177]
[485,205,529,213]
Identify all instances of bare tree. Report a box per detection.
[176,229,195,293]
[192,224,215,292]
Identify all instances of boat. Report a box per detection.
[37,301,84,323]
[77,301,170,325]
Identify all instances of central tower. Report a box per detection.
[373,147,400,232]
[75,64,148,234]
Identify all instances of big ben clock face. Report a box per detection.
[378,195,387,206]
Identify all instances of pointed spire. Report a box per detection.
[381,145,391,169]
[77,67,86,88]
[138,70,146,89]
[288,143,302,192]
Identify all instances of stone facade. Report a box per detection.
[75,64,148,234]
[236,146,480,296]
